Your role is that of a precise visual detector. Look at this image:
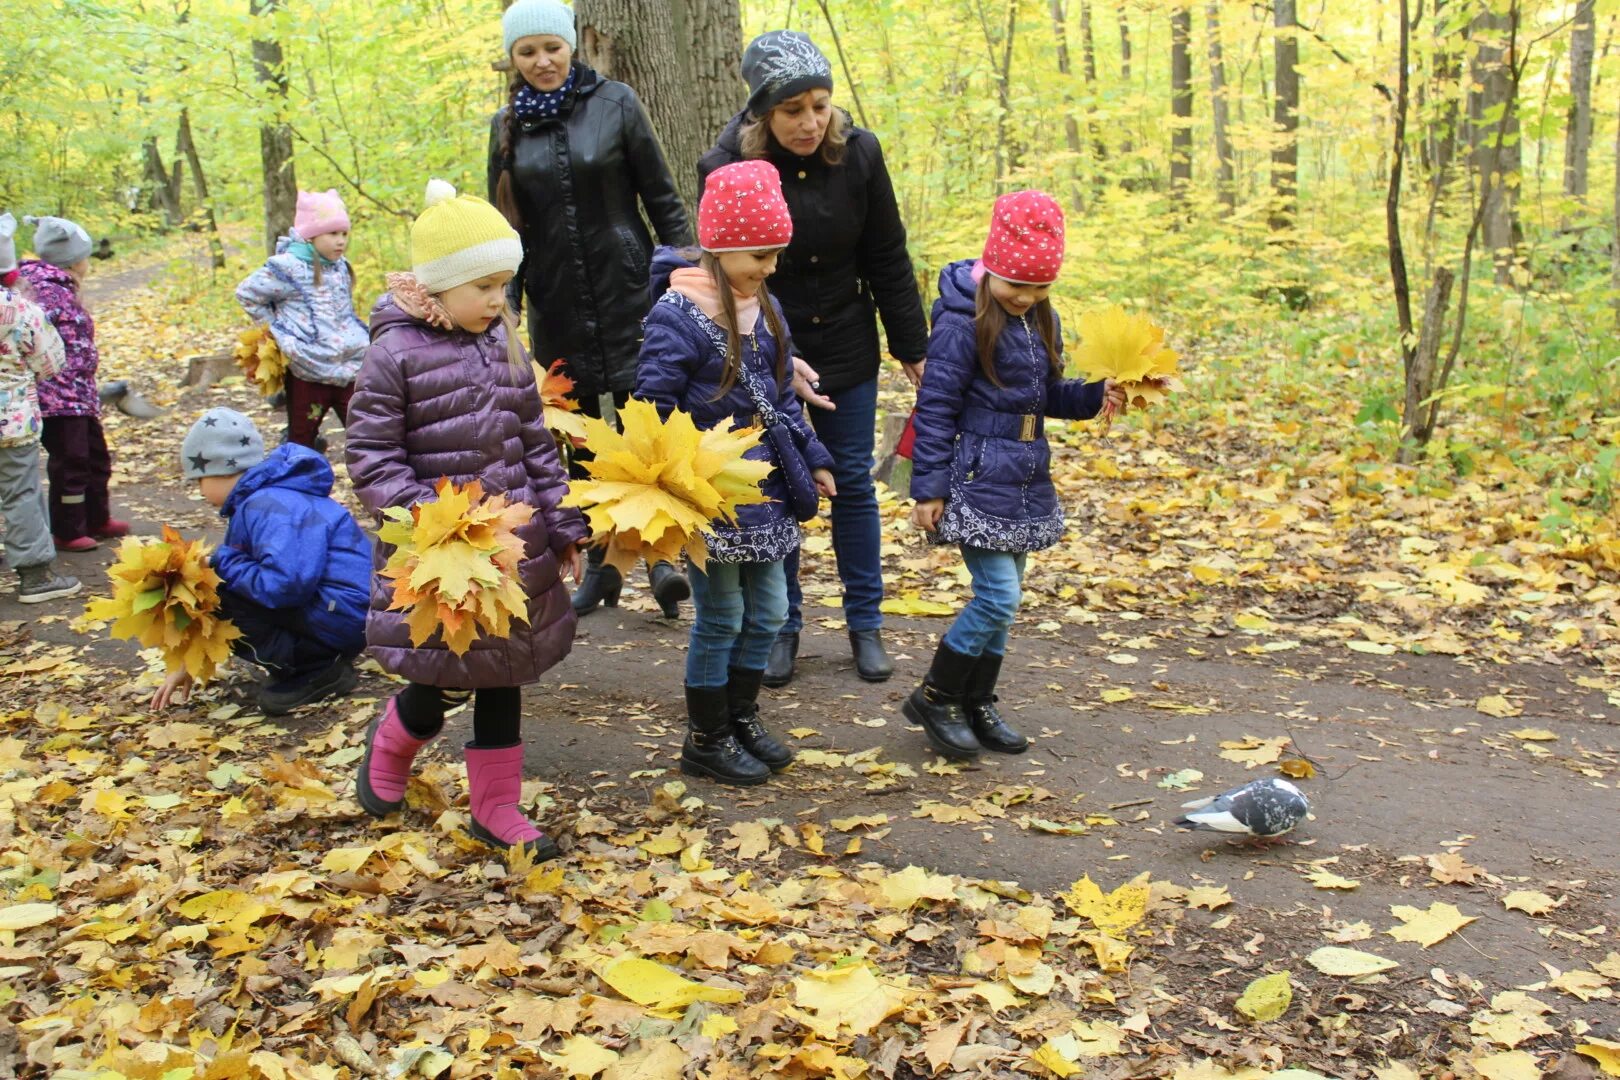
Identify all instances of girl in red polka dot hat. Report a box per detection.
[902,190,1126,761]
[635,159,837,787]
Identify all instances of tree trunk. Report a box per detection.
[1612,88,1620,327]
[672,0,743,155]
[1077,3,1110,194]
[1564,0,1596,203]
[175,108,227,269]
[1270,0,1299,230]
[1118,5,1134,157]
[577,0,706,214]
[250,0,297,256]
[1427,0,1462,190]
[1169,4,1193,205]
[1469,4,1522,284]
[994,0,1020,188]
[1207,1,1235,209]
[1052,0,1095,205]
[142,137,182,228]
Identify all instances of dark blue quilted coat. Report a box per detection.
[635,247,834,563]
[910,260,1106,552]
[214,443,370,654]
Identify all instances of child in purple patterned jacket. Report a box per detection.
[17,214,130,553]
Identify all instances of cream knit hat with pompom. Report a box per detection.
[410,179,523,293]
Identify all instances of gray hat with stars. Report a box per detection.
[181,407,265,480]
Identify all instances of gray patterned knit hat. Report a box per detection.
[24,215,92,268]
[742,31,834,118]
[182,408,266,480]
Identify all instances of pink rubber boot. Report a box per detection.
[355,696,438,817]
[464,743,560,861]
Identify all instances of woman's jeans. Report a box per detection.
[687,559,789,687]
[783,377,885,633]
[941,547,1028,658]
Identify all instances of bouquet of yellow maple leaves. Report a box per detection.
[378,477,535,655]
[1072,305,1182,428]
[533,358,588,449]
[84,525,242,682]
[233,325,287,399]
[564,398,773,573]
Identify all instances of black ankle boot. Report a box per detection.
[849,628,893,682]
[964,652,1028,754]
[648,560,689,619]
[727,668,793,771]
[762,631,799,688]
[571,546,622,616]
[902,641,981,760]
[681,685,770,786]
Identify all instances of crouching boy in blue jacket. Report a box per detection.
[152,407,369,714]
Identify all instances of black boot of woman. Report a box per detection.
[571,546,622,615]
[648,560,690,618]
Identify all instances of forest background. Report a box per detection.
[1,0,1617,562]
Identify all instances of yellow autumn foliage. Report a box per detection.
[1071,305,1182,418]
[84,525,242,681]
[563,397,774,573]
[533,358,589,448]
[378,477,535,656]
[233,324,287,399]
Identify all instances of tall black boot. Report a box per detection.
[571,545,622,616]
[681,686,771,786]
[964,652,1028,754]
[648,561,689,619]
[849,629,894,682]
[763,631,799,688]
[902,641,981,760]
[727,668,793,771]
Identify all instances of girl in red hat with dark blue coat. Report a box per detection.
[906,191,1125,761]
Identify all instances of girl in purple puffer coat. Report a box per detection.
[906,191,1124,763]
[345,181,589,862]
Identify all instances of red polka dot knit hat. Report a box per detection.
[980,189,1065,285]
[698,160,794,253]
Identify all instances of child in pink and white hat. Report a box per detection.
[902,190,1126,762]
[235,188,368,453]
[634,159,837,788]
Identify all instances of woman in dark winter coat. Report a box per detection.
[697,30,929,689]
[488,0,693,617]
[906,191,1124,762]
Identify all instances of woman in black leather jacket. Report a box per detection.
[489,0,693,616]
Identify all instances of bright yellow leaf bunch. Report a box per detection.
[233,325,287,399]
[378,477,535,656]
[532,358,588,448]
[85,525,242,681]
[563,397,774,573]
[1071,305,1182,417]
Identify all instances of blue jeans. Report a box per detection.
[783,377,885,632]
[942,547,1028,658]
[687,559,789,687]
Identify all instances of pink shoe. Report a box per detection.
[92,519,131,539]
[464,743,560,861]
[355,696,437,817]
[55,535,98,552]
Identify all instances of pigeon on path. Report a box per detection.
[1174,778,1310,839]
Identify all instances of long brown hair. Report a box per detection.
[739,107,851,166]
[494,70,527,230]
[694,249,789,399]
[974,275,1063,389]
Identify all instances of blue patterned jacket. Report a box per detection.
[236,236,369,386]
[911,260,1105,553]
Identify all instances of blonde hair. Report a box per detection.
[691,249,789,399]
[738,107,851,166]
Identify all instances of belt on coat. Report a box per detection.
[958,407,1043,442]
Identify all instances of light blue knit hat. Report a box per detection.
[24,215,92,269]
[503,0,576,54]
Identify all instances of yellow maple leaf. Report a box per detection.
[1577,1036,1620,1076]
[1072,305,1178,384]
[377,478,534,656]
[791,962,912,1039]
[233,324,287,399]
[1235,970,1292,1022]
[539,1035,618,1079]
[564,398,773,573]
[1060,874,1149,936]
[84,524,242,681]
[596,956,743,1014]
[1386,901,1477,947]
[533,358,589,447]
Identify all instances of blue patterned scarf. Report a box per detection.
[513,67,577,119]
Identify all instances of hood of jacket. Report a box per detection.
[934,259,980,322]
[648,245,698,305]
[223,443,334,516]
[19,259,76,293]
